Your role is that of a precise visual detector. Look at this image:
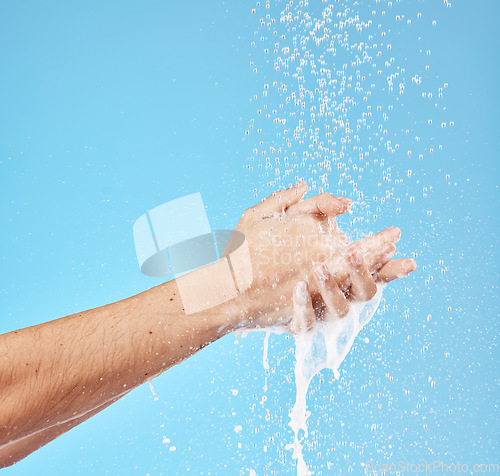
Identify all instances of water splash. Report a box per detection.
[286,284,384,475]
[263,330,271,371]
[148,379,159,402]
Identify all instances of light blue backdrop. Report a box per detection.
[1,0,498,474]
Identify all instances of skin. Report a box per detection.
[292,247,416,333]
[0,182,416,467]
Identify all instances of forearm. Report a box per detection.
[0,396,120,467]
[0,268,241,454]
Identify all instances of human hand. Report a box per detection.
[228,182,348,324]
[291,246,417,333]
[227,182,413,330]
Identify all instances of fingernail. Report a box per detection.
[403,259,417,273]
[293,181,306,189]
[314,263,329,283]
[347,248,362,266]
[390,227,401,241]
[383,243,394,256]
[342,199,352,211]
[295,281,309,304]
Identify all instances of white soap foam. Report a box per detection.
[286,284,384,474]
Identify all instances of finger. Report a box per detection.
[345,247,378,301]
[377,259,417,283]
[287,193,352,218]
[256,181,308,216]
[357,226,401,249]
[313,263,350,318]
[354,227,401,272]
[323,241,395,294]
[371,242,397,272]
[292,281,316,334]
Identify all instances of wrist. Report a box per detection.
[171,257,255,334]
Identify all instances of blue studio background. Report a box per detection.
[1,0,498,474]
